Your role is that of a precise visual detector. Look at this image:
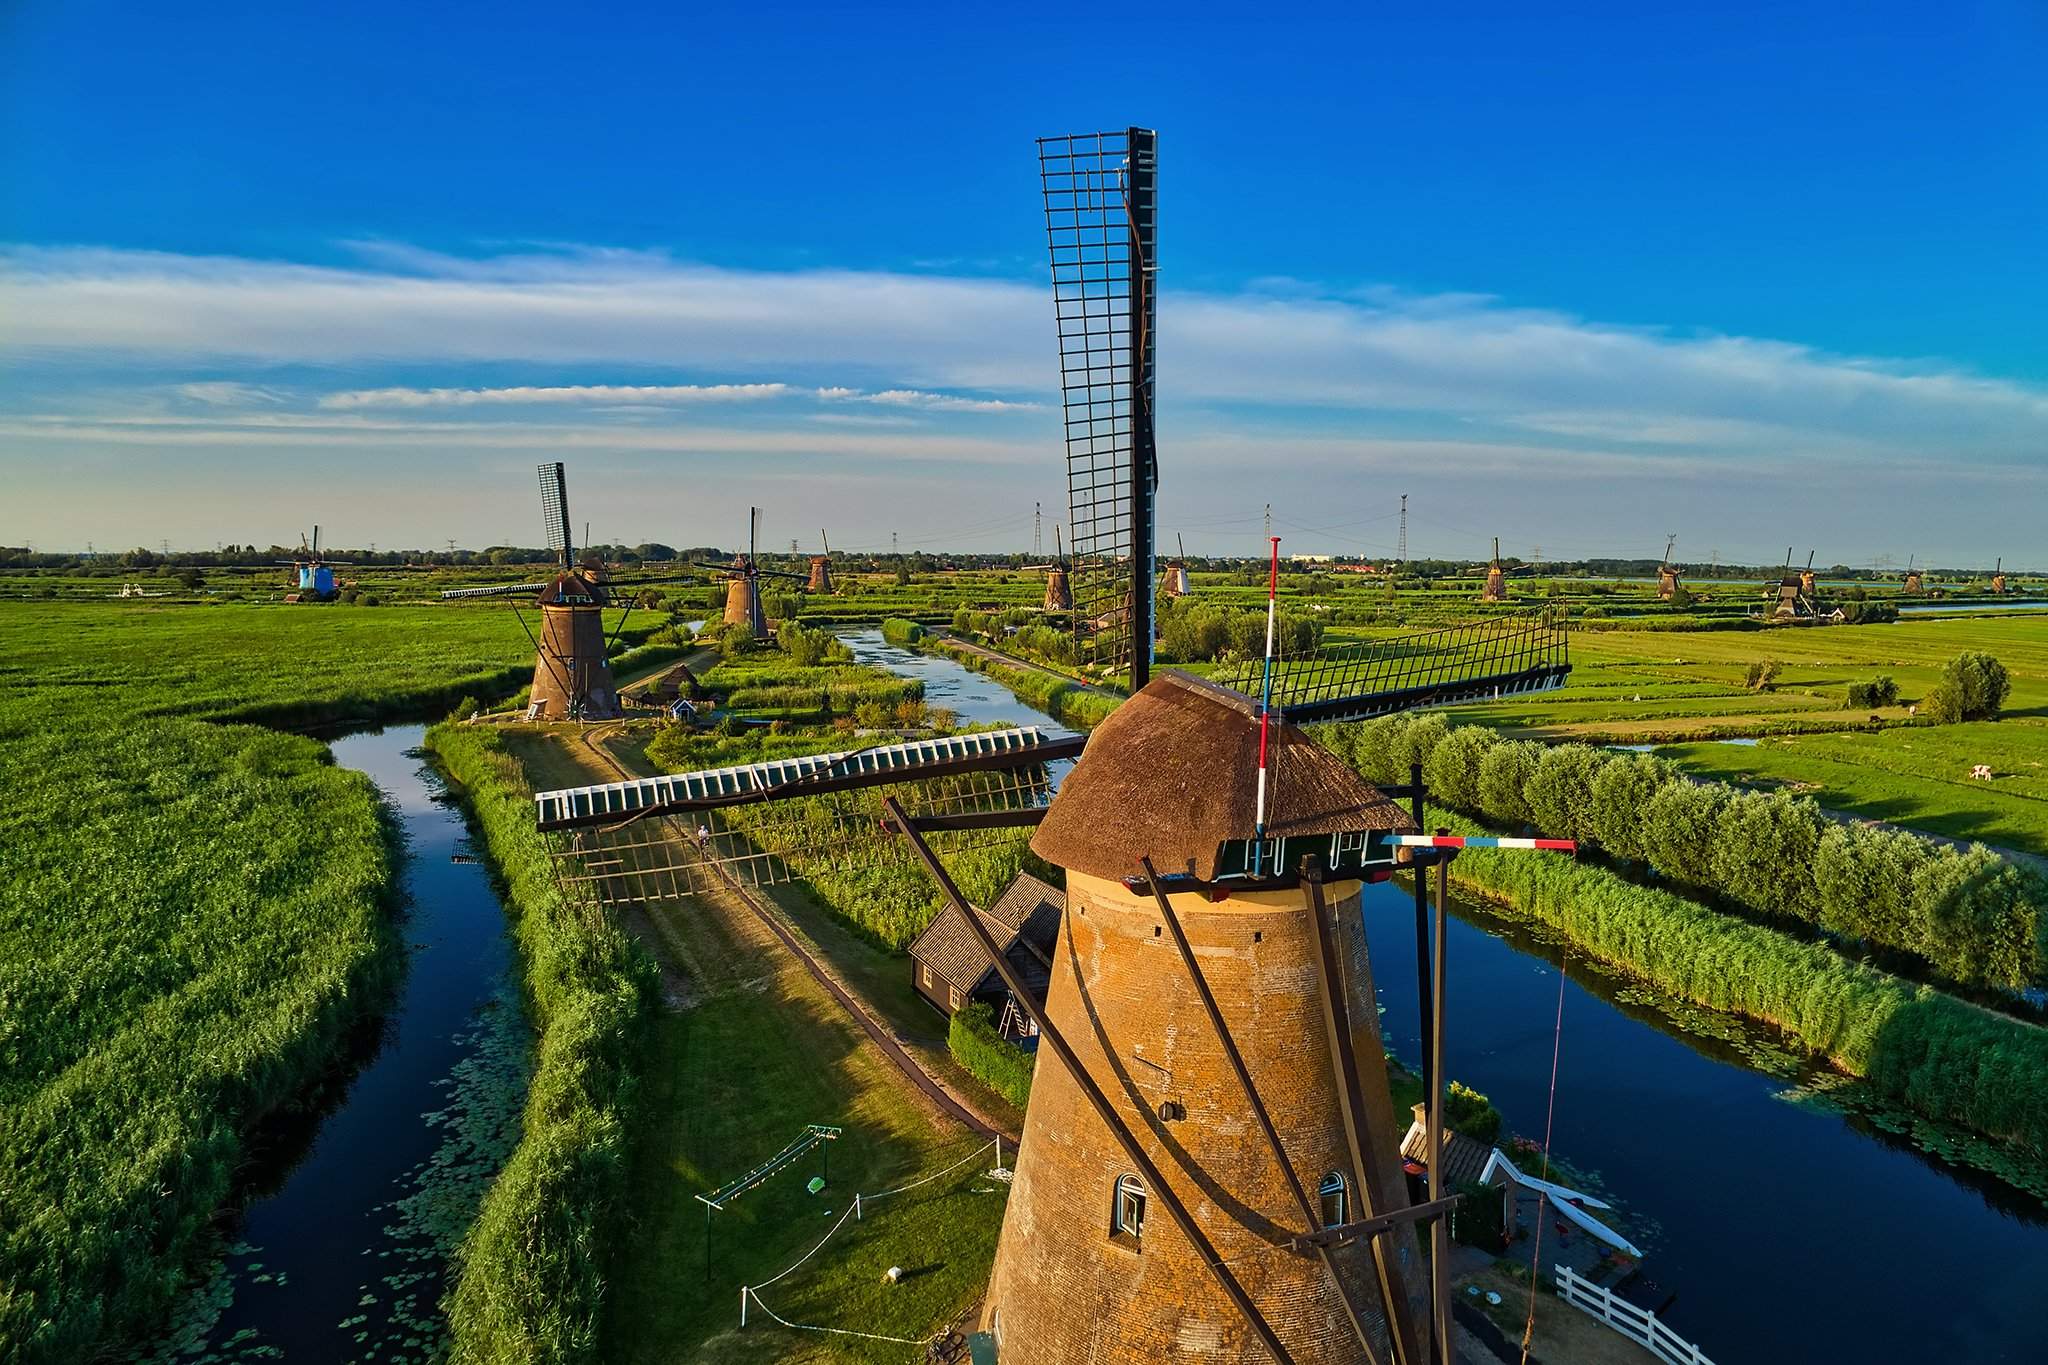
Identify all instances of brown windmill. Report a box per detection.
[1992,557,2009,595]
[806,529,835,594]
[1163,532,1192,598]
[1481,538,1508,601]
[691,508,806,640]
[1024,524,1074,612]
[1904,554,1923,595]
[1656,534,1681,600]
[443,463,700,721]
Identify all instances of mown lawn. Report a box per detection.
[1664,721,2048,859]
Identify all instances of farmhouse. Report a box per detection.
[907,871,1063,1030]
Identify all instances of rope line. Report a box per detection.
[743,1288,934,1345]
[738,1137,1004,1338]
[748,1202,858,1292]
[1520,953,1570,1365]
[864,1137,1001,1202]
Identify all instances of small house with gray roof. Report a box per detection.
[907,870,1064,1032]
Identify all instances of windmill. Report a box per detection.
[1479,538,1534,601]
[1022,525,1074,612]
[279,525,343,603]
[1799,550,1818,601]
[690,507,805,640]
[1163,532,1192,598]
[1761,548,1832,623]
[442,463,701,720]
[526,126,1578,1365]
[806,530,835,594]
[1904,554,1923,595]
[1992,557,2009,595]
[1656,534,1681,601]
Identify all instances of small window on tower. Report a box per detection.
[1112,1174,1147,1244]
[1319,1172,1349,1229]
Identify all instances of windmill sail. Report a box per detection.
[1039,127,1157,691]
[539,461,573,570]
[532,728,1082,906]
[1213,611,1571,723]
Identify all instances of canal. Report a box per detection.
[141,724,531,1364]
[848,632,2048,1364]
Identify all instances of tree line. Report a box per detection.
[1318,711,2044,991]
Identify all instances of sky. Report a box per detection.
[2,0,2044,567]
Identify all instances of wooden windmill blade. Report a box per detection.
[531,727,1084,906]
[1214,608,1572,724]
[1039,127,1158,690]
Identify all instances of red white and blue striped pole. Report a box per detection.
[1253,536,1280,875]
[1387,834,1577,853]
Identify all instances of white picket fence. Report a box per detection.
[1556,1264,1716,1365]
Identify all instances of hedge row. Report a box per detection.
[947,1002,1036,1111]
[426,724,660,1365]
[1420,802,2048,1160]
[1319,712,2043,990]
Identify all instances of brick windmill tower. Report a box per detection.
[1904,554,1923,595]
[1992,557,2009,595]
[1026,525,1074,611]
[806,529,835,593]
[1163,532,1192,597]
[1656,534,1681,600]
[444,463,698,720]
[1481,538,1508,602]
[693,508,805,640]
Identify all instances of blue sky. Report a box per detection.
[2,0,2043,565]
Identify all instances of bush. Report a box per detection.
[881,617,926,646]
[1846,676,1900,708]
[1475,738,1543,829]
[1450,1178,1508,1250]
[1745,659,1781,691]
[948,1002,1035,1110]
[1927,652,2011,723]
[1443,1080,1503,1145]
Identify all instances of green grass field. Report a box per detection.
[0,598,579,1362]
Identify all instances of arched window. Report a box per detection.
[1113,1174,1147,1242]
[1319,1172,1349,1229]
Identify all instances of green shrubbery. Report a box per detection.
[427,725,659,1365]
[1317,711,2044,989]
[1927,651,2011,723]
[1425,806,2048,1160]
[947,1002,1036,1111]
[1156,597,1322,664]
[1444,1081,1504,1145]
[880,617,926,645]
[1846,676,1900,708]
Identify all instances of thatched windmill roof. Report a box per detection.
[1032,670,1411,881]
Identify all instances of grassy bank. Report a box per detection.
[0,718,401,1363]
[1415,803,2048,1172]
[424,723,660,1365]
[925,638,1121,730]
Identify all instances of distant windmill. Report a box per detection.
[807,529,836,594]
[442,463,701,720]
[1904,554,1923,595]
[1656,534,1681,601]
[1481,538,1508,602]
[690,508,805,640]
[278,525,343,603]
[1992,557,2009,595]
[1763,548,1830,624]
[1163,533,1192,598]
[1024,525,1074,612]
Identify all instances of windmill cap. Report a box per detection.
[1031,670,1414,882]
[538,569,605,604]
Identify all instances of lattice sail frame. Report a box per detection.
[1039,128,1157,690]
[539,461,572,569]
[1214,611,1572,724]
[549,764,1058,907]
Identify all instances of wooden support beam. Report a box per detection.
[1303,858,1431,1365]
[1286,1195,1462,1253]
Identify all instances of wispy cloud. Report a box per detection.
[177,380,285,405]
[4,242,2042,472]
[320,381,789,409]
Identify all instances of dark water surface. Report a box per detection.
[851,635,2048,1364]
[1362,882,2048,1364]
[140,725,531,1364]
